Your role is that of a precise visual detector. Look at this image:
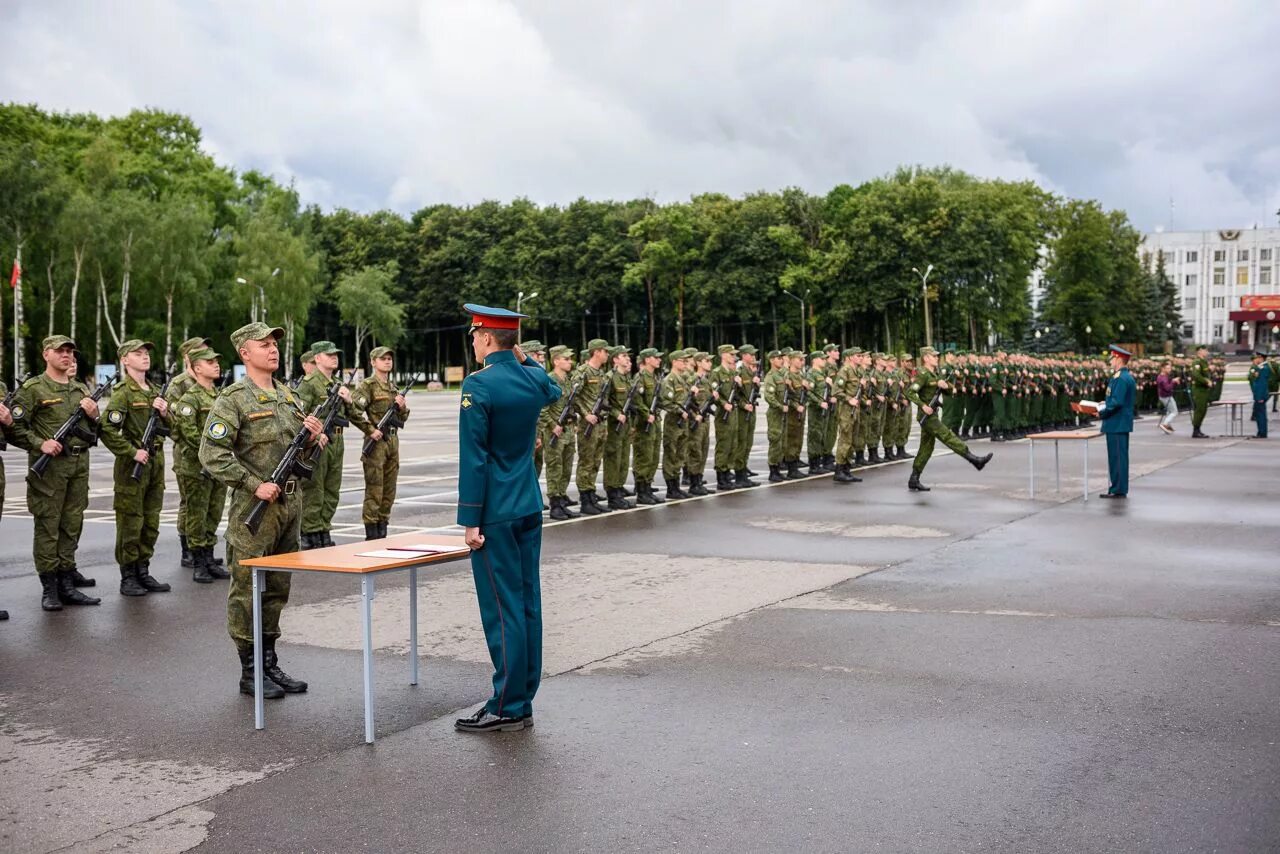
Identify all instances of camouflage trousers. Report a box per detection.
[632,416,661,480]
[172,445,188,537]
[179,470,227,550]
[302,432,344,534]
[226,489,300,653]
[733,408,755,470]
[766,408,785,465]
[662,413,690,479]
[113,453,165,566]
[362,434,399,524]
[713,408,738,471]
[835,402,861,464]
[603,420,633,489]
[784,410,804,459]
[689,418,711,474]
[863,406,885,453]
[575,421,607,492]
[912,413,970,476]
[27,453,89,576]
[807,405,833,458]
[543,424,575,497]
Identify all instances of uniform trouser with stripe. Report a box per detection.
[471,512,543,719]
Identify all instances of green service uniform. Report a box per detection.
[296,371,366,541]
[1190,357,1211,431]
[688,370,714,487]
[603,370,635,497]
[783,369,806,467]
[805,367,831,467]
[733,362,758,474]
[172,383,228,559]
[710,363,739,476]
[764,366,787,469]
[573,365,611,495]
[354,376,410,529]
[833,362,861,468]
[542,371,577,502]
[659,368,692,487]
[905,367,972,478]
[631,369,662,484]
[166,370,198,544]
[100,375,169,576]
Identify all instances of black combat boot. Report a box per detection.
[59,574,101,604]
[622,485,635,497]
[565,495,579,506]
[135,560,171,593]
[119,563,147,597]
[651,478,670,501]
[854,450,866,468]
[907,471,930,492]
[263,638,308,693]
[963,450,993,471]
[688,474,709,496]
[560,495,581,518]
[807,456,821,475]
[365,523,379,540]
[321,532,335,547]
[180,534,194,569]
[825,454,837,472]
[893,445,906,460]
[664,478,689,501]
[40,573,63,611]
[768,464,784,483]
[192,547,215,584]
[785,459,803,480]
[66,565,96,588]
[207,553,230,580]
[301,532,317,550]
[378,521,389,538]
[635,481,657,506]
[238,647,285,699]
[607,487,634,511]
[682,469,692,487]
[735,469,759,488]
[715,470,734,491]
[579,490,605,514]
[868,447,882,464]
[548,496,570,519]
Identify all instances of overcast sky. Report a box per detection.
[4,0,1278,232]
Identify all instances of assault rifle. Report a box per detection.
[641,371,663,434]
[680,376,703,429]
[289,373,305,390]
[361,375,416,458]
[549,379,581,448]
[0,372,33,450]
[917,387,945,425]
[720,374,740,423]
[747,364,763,407]
[129,364,178,481]
[303,369,356,464]
[244,403,324,535]
[613,373,643,433]
[30,373,119,478]
[581,371,612,440]
[821,377,833,424]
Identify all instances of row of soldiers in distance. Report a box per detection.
[514,339,1146,515]
[0,333,410,614]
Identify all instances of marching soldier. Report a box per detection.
[172,345,230,583]
[573,339,612,514]
[734,344,761,484]
[100,340,171,597]
[631,348,665,504]
[659,349,693,500]
[297,341,365,549]
[167,336,213,569]
[199,322,324,699]
[543,345,579,519]
[904,347,993,492]
[9,336,102,611]
[602,346,635,510]
[353,346,410,539]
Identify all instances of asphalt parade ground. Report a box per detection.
[1,392,1277,853]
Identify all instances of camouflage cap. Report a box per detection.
[842,346,863,357]
[548,345,573,359]
[309,340,342,355]
[586,338,610,351]
[230,322,285,352]
[298,349,316,364]
[682,348,700,359]
[188,346,220,362]
[179,336,213,356]
[779,347,794,357]
[117,339,154,359]
[521,340,545,353]
[638,347,663,359]
[580,349,589,361]
[42,334,77,351]
[369,346,394,360]
[738,344,758,355]
[717,344,738,355]
[823,343,839,353]
[918,346,939,358]
[609,344,630,357]
[767,349,782,360]
[694,351,711,362]
[809,351,825,361]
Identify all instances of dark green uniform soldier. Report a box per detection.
[832,347,865,484]
[687,351,715,494]
[353,346,411,539]
[296,340,366,548]
[100,340,172,596]
[602,346,635,510]
[903,347,993,492]
[10,336,102,611]
[733,345,761,483]
[167,336,213,569]
[659,349,693,499]
[200,322,323,699]
[806,351,833,473]
[630,348,665,504]
[1190,346,1211,438]
[172,346,230,583]
[710,344,742,490]
[573,339,612,514]
[543,346,579,519]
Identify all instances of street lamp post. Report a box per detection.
[781,289,808,354]
[912,264,934,348]
[515,291,538,342]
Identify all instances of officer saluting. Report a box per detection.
[455,304,561,733]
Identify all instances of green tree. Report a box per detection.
[334,262,404,361]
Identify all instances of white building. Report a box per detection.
[1141,227,1280,351]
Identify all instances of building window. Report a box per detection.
[1213,250,1226,262]
[1162,250,1175,264]
[1213,324,1223,340]
[1236,266,1250,285]
[1186,250,1198,263]
[1260,248,1272,261]
[1184,274,1197,288]
[1238,249,1249,262]
[1213,269,1225,286]
[1184,297,1197,309]
[1181,324,1194,338]
[1212,296,1225,309]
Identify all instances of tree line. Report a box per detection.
[0,103,1181,381]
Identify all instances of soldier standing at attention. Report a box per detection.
[1189,345,1212,438]
[710,344,741,491]
[602,346,635,511]
[172,346,230,583]
[520,341,546,479]
[734,344,761,484]
[687,351,715,494]
[167,336,213,570]
[100,340,172,597]
[822,343,841,468]
[9,336,102,611]
[455,304,561,733]
[631,348,665,505]
[832,347,864,484]
[200,322,324,699]
[352,346,410,540]
[763,349,788,482]
[297,341,365,549]
[781,351,808,479]
[903,347,994,492]
[806,351,832,474]
[295,348,317,385]
[572,339,612,515]
[659,349,692,500]
[1097,345,1137,498]
[543,346,579,519]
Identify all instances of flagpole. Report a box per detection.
[12,246,22,382]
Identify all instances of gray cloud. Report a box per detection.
[3,0,1277,230]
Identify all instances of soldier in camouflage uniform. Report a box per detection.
[733,344,761,484]
[630,347,665,504]
[294,348,316,388]
[602,346,636,510]
[709,344,741,490]
[905,347,993,492]
[100,340,172,597]
[166,336,213,569]
[543,346,579,519]
[763,349,788,481]
[573,339,613,515]
[806,350,833,473]
[172,346,230,583]
[780,351,807,479]
[296,340,365,549]
[353,346,411,539]
[521,341,546,478]
[832,347,865,484]
[659,349,693,500]
[200,322,323,699]
[822,343,840,468]
[687,351,715,494]
[9,336,102,611]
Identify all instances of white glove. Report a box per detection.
[1096,401,1106,412]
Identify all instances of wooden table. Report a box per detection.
[1026,430,1106,502]
[241,532,471,743]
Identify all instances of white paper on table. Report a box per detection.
[356,548,436,559]
[399,542,471,555]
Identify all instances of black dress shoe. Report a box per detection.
[1098,492,1127,499]
[455,706,527,733]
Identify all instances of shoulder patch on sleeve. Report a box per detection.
[207,420,229,439]
[180,403,194,416]
[10,403,24,419]
[107,409,125,424]
[461,393,473,410]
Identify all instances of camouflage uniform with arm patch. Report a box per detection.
[296,360,367,542]
[354,365,410,528]
[172,380,227,557]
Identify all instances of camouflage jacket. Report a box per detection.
[171,383,219,477]
[353,376,411,436]
[10,373,98,459]
[101,374,166,461]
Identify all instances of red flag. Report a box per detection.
[9,259,19,289]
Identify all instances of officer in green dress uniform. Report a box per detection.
[171,346,230,583]
[199,322,324,699]
[455,304,561,733]
[903,347,993,492]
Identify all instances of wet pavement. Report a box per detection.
[1,393,1276,853]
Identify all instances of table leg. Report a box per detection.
[1054,441,1061,494]
[362,575,376,744]
[253,568,264,731]
[409,567,419,686]
[1083,438,1089,503]
[1029,441,1035,499]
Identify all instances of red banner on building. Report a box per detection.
[1239,295,1280,311]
